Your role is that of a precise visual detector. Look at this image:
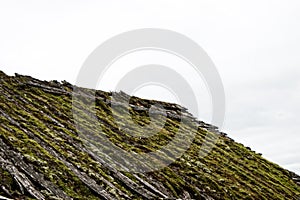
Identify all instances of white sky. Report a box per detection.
[0,0,299,174]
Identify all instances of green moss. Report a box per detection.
[0,72,299,199]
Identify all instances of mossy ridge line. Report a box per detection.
[0,71,300,199]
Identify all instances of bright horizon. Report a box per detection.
[0,0,299,174]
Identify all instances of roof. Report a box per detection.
[0,71,299,199]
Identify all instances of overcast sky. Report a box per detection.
[0,0,299,174]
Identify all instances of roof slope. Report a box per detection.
[0,71,299,199]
